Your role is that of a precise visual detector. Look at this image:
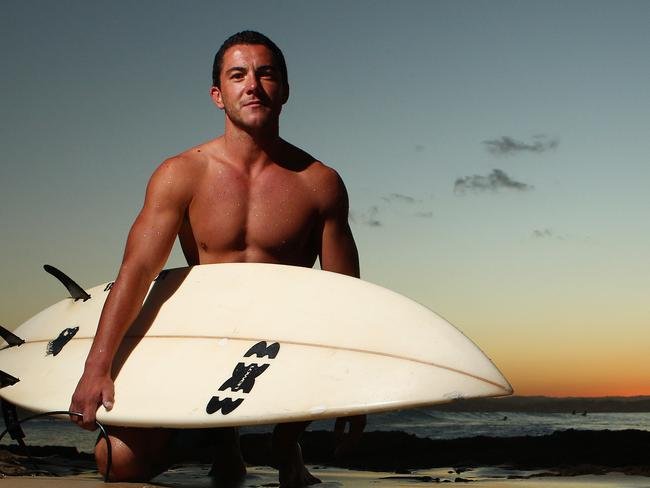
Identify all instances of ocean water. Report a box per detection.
[353,409,650,439]
[3,408,650,454]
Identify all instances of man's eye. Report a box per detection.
[231,73,244,80]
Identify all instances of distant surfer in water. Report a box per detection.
[69,30,363,487]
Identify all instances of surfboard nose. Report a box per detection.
[472,350,513,397]
[439,355,513,402]
[501,378,514,396]
[455,344,514,399]
[485,367,514,397]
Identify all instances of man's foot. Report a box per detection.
[273,422,320,488]
[277,443,321,488]
[208,458,247,487]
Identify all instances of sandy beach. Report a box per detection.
[3,429,650,487]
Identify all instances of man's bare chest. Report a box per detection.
[185,170,320,255]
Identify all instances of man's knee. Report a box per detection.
[95,427,172,482]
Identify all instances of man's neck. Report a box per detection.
[223,120,282,175]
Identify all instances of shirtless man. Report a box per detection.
[69,31,362,486]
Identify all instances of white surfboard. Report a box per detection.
[0,263,512,428]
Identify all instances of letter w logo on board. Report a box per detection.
[205,396,243,415]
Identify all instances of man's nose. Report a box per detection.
[245,75,260,93]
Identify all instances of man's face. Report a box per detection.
[211,44,288,132]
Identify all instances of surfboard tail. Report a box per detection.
[43,265,91,301]
[0,370,20,388]
[0,325,24,347]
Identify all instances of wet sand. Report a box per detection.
[2,468,650,488]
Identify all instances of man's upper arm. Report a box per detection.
[120,157,192,277]
[318,167,360,278]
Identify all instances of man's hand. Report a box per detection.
[334,414,366,459]
[69,370,115,430]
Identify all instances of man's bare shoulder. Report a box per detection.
[146,139,223,203]
[304,160,343,187]
[280,140,342,183]
[299,159,349,214]
[275,141,348,211]
[151,138,226,183]
[165,138,225,170]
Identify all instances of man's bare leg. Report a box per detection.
[95,427,173,482]
[273,421,321,487]
[209,427,247,484]
[96,426,246,484]
[333,415,366,459]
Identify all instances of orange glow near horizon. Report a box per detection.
[501,368,650,397]
[510,383,650,398]
[491,346,650,398]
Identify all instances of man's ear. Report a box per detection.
[210,86,225,110]
[282,83,290,105]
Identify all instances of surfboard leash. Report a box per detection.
[0,402,112,483]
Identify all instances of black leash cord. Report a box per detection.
[0,410,112,483]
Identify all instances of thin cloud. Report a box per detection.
[454,169,533,194]
[483,135,559,156]
[349,207,381,226]
[532,229,554,239]
[532,228,566,240]
[364,206,381,227]
[352,206,381,227]
[353,199,432,225]
[381,193,420,204]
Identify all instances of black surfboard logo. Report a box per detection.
[46,326,79,356]
[219,363,269,394]
[206,396,244,415]
[205,341,280,416]
[244,341,280,359]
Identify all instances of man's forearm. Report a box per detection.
[83,265,158,374]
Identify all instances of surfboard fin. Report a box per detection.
[0,399,27,454]
[0,325,25,347]
[0,370,20,388]
[43,265,91,301]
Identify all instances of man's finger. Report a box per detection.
[69,401,82,423]
[68,406,77,423]
[103,386,115,411]
[80,406,97,430]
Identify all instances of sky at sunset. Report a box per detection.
[2,1,650,397]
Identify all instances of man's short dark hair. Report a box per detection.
[212,31,288,89]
